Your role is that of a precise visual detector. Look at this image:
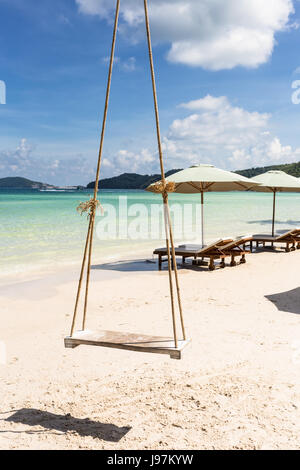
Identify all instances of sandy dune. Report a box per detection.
[0,248,300,449]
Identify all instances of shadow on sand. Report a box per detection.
[91,259,158,273]
[265,287,300,315]
[3,409,131,442]
[91,258,214,273]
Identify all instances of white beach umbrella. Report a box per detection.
[250,170,300,236]
[147,164,259,246]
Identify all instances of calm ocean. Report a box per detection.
[1,189,299,276]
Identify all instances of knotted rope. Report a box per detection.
[151,181,175,204]
[77,198,103,219]
[150,181,175,194]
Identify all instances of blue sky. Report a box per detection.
[1,0,300,185]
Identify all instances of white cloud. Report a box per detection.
[0,139,158,184]
[58,14,71,25]
[2,96,299,184]
[120,56,136,72]
[179,95,229,111]
[162,95,300,170]
[0,138,34,173]
[102,56,120,65]
[102,55,136,72]
[0,139,96,185]
[107,148,156,174]
[92,95,300,176]
[75,0,295,70]
[168,96,270,147]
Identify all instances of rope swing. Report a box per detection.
[65,0,190,360]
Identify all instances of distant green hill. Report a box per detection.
[236,162,300,178]
[0,177,46,189]
[87,170,183,190]
[87,162,300,189]
[2,161,299,190]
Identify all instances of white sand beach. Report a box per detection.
[2,0,300,454]
[0,248,300,450]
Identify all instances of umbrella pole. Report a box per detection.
[201,191,204,247]
[272,190,276,237]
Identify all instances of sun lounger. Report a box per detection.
[250,228,300,252]
[153,237,251,271]
[215,236,253,267]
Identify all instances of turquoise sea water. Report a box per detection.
[0,189,300,276]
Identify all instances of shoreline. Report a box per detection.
[0,244,159,287]
[2,189,300,283]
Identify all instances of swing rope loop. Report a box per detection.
[77,198,102,219]
[150,181,175,195]
[69,0,187,349]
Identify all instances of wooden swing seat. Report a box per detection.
[65,330,190,360]
[66,1,188,361]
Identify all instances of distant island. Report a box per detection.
[0,177,84,191]
[0,177,47,189]
[1,161,299,190]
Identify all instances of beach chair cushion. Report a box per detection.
[154,238,233,257]
[252,229,299,242]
